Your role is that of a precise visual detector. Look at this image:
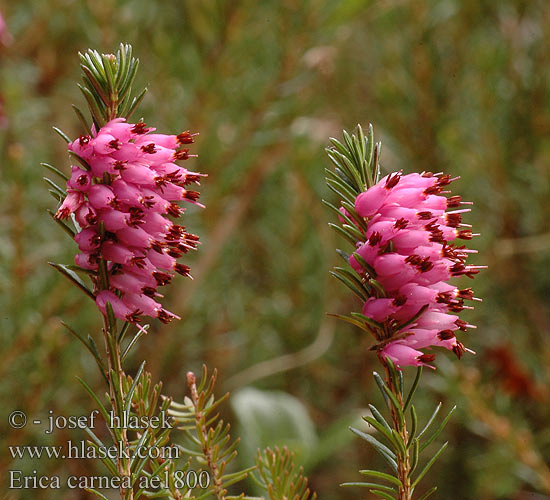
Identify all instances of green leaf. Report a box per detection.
[340,482,395,492]
[350,427,397,472]
[52,126,71,143]
[125,360,146,414]
[369,489,396,500]
[84,488,110,500]
[49,262,95,300]
[40,162,68,181]
[328,222,357,246]
[362,416,397,450]
[411,441,448,489]
[326,313,375,333]
[342,222,366,242]
[125,87,148,120]
[330,268,370,300]
[84,428,119,476]
[48,190,62,202]
[43,177,66,197]
[333,266,370,294]
[408,405,418,448]
[417,486,438,500]
[417,403,442,440]
[72,105,92,135]
[349,314,385,336]
[78,83,107,125]
[410,437,419,474]
[325,174,358,202]
[351,251,377,278]
[75,377,110,423]
[359,470,402,488]
[322,198,356,228]
[391,428,406,458]
[368,404,392,433]
[381,384,405,429]
[419,405,456,452]
[65,264,97,275]
[105,301,117,336]
[61,322,106,381]
[121,324,149,361]
[47,210,76,238]
[373,372,390,410]
[369,279,387,297]
[404,366,423,412]
[68,150,92,171]
[336,248,350,264]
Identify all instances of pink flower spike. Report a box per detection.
[88,184,117,210]
[67,166,92,192]
[381,343,435,369]
[135,133,179,149]
[75,203,98,227]
[91,132,118,154]
[362,298,398,322]
[109,272,153,296]
[61,117,202,324]
[74,228,101,252]
[101,118,134,142]
[55,190,84,219]
[74,252,99,270]
[96,290,137,321]
[100,209,130,231]
[355,185,389,218]
[101,241,137,265]
[120,163,159,185]
[331,166,484,366]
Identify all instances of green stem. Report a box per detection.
[102,313,134,500]
[384,364,412,500]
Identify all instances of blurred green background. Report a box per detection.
[1,1,549,499]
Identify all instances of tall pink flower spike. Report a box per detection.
[55,118,204,324]
[350,171,485,368]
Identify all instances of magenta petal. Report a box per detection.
[355,185,388,217]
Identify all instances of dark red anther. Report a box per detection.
[392,295,407,306]
[174,148,190,161]
[385,172,401,189]
[438,330,455,340]
[418,353,436,363]
[177,131,195,144]
[447,195,462,208]
[417,211,433,220]
[457,288,475,300]
[455,319,469,331]
[183,190,200,202]
[167,203,183,217]
[452,342,465,359]
[369,231,382,246]
[458,229,473,240]
[394,218,409,230]
[175,263,191,277]
[153,272,173,287]
[131,121,150,134]
[141,143,157,154]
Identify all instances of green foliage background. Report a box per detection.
[1,1,549,499]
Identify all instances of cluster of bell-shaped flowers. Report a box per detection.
[349,172,484,367]
[55,118,203,324]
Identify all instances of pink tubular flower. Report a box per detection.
[351,172,483,368]
[55,118,204,324]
